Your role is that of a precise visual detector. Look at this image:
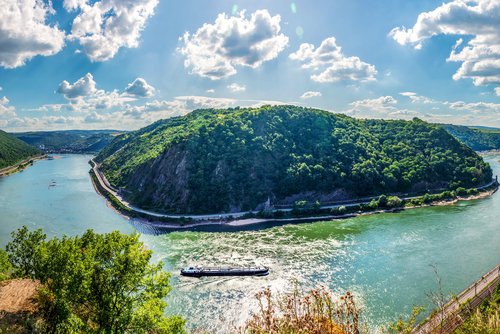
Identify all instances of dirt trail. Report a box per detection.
[0,279,40,313]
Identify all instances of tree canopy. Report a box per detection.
[443,124,500,151]
[96,105,492,214]
[0,130,40,169]
[5,227,185,334]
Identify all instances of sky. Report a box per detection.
[0,0,499,131]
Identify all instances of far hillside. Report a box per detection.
[13,130,125,154]
[443,124,500,151]
[0,130,41,169]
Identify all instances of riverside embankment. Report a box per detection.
[0,155,46,177]
[412,264,500,334]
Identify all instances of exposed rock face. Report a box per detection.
[96,106,492,214]
[126,146,191,213]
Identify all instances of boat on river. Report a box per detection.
[181,266,269,278]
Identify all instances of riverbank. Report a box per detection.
[131,187,498,232]
[89,159,499,232]
[411,264,500,334]
[0,155,47,177]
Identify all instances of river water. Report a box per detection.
[0,154,499,332]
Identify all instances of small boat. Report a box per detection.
[181,266,269,278]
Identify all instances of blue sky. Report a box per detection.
[0,0,499,131]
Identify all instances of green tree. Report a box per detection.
[6,225,46,278]
[0,248,12,281]
[378,194,388,207]
[368,198,379,209]
[386,196,402,208]
[6,227,185,334]
[386,307,424,334]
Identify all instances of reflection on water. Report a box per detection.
[1,154,499,333]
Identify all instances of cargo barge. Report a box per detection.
[181,266,269,278]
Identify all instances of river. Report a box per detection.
[0,154,499,332]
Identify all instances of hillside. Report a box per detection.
[0,130,41,169]
[443,124,500,151]
[96,105,492,214]
[13,130,123,154]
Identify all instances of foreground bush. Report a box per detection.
[454,284,500,334]
[0,249,12,281]
[239,286,361,334]
[5,226,185,334]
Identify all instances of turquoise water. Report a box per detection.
[0,155,133,244]
[0,154,499,332]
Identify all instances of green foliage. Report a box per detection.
[443,124,500,151]
[96,106,492,214]
[386,196,402,208]
[330,205,348,215]
[6,227,185,334]
[0,130,40,169]
[454,284,500,334]
[6,226,46,279]
[368,198,379,209]
[291,200,322,216]
[386,307,425,334]
[0,248,12,281]
[378,195,388,207]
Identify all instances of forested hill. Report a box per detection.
[443,124,500,151]
[0,130,41,169]
[96,106,492,214]
[13,130,123,154]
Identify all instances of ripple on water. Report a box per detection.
[141,224,354,332]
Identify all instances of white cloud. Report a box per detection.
[389,0,500,90]
[300,91,322,99]
[345,96,421,121]
[124,96,239,120]
[57,73,97,99]
[29,104,71,113]
[55,73,136,113]
[399,92,436,104]
[86,90,135,110]
[0,96,17,118]
[350,96,397,111]
[447,100,500,114]
[84,111,106,123]
[0,0,65,68]
[290,37,377,83]
[495,87,500,96]
[124,78,155,97]
[344,92,499,126]
[175,95,238,111]
[179,9,289,80]
[227,83,246,93]
[206,89,215,94]
[66,0,159,62]
[3,115,83,131]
